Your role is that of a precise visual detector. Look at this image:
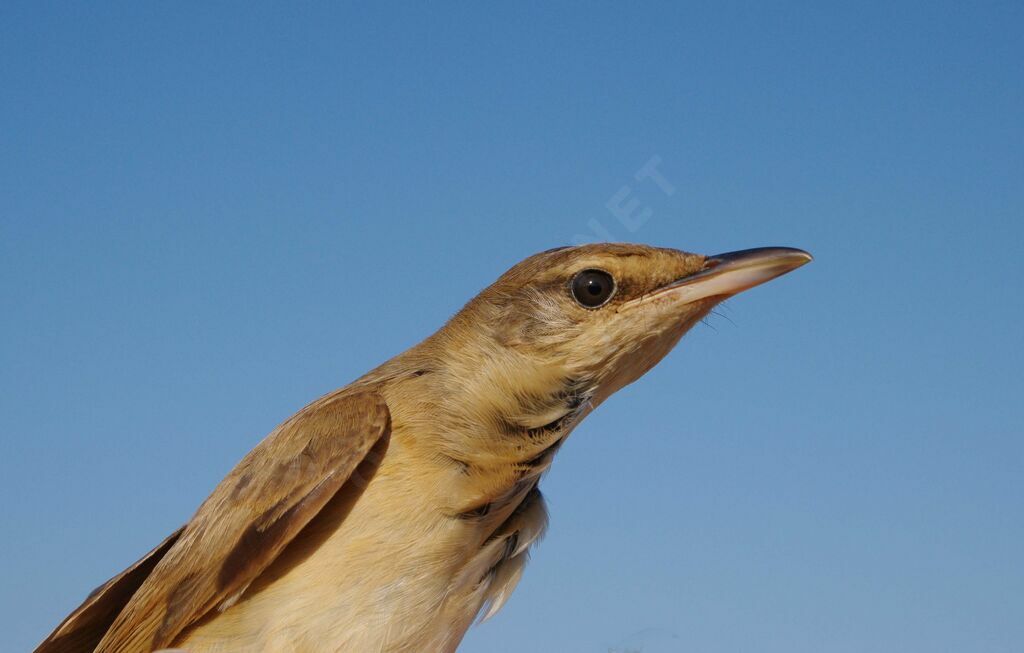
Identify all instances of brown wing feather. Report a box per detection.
[34,527,184,653]
[75,388,388,653]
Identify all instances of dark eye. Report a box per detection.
[571,269,615,308]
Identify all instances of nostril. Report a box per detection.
[701,257,722,271]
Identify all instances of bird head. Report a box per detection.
[435,244,811,425]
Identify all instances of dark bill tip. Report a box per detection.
[704,247,813,270]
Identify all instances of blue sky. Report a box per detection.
[2,2,1021,651]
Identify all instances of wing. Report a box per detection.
[73,388,388,653]
[34,527,184,653]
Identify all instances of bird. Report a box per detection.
[37,242,811,653]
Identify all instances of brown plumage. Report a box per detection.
[37,243,811,653]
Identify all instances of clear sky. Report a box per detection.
[2,3,1021,652]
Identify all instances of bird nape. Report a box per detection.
[37,243,811,653]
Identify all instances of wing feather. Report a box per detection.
[34,527,184,653]
[69,388,390,653]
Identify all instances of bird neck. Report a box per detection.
[362,331,594,525]
[427,334,594,468]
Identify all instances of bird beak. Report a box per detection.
[655,247,812,303]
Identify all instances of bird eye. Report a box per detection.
[570,269,615,308]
